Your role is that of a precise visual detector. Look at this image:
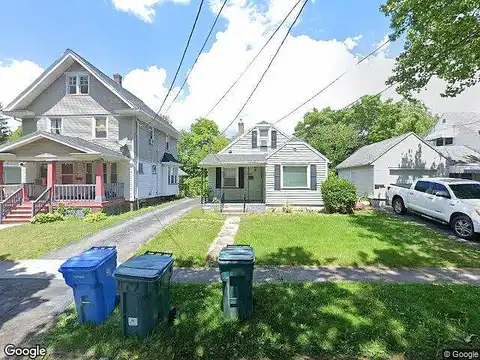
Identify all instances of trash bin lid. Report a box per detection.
[218,245,255,263]
[59,246,117,273]
[113,254,174,281]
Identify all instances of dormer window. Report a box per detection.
[258,128,269,150]
[67,73,89,95]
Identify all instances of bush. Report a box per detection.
[84,211,108,223]
[181,176,208,197]
[282,200,293,213]
[32,212,64,224]
[321,174,357,214]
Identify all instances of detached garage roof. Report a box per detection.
[336,133,414,170]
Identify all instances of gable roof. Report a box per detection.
[0,131,129,160]
[219,121,288,154]
[425,112,480,140]
[435,145,480,164]
[336,132,425,169]
[266,137,330,163]
[3,49,180,138]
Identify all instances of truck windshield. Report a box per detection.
[449,183,480,199]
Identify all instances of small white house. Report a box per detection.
[336,132,447,198]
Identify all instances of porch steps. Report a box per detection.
[2,201,45,224]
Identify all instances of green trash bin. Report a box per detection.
[218,245,255,320]
[113,251,174,337]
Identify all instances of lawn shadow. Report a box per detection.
[33,282,480,360]
[259,246,324,266]
[348,211,480,268]
[0,255,55,342]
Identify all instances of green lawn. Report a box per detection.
[0,199,183,260]
[135,209,225,267]
[39,283,480,360]
[235,211,480,268]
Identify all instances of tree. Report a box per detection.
[178,118,229,196]
[8,126,22,142]
[294,96,437,167]
[381,0,480,97]
[0,104,11,144]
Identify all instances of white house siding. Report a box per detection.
[265,142,328,206]
[337,165,374,197]
[372,134,447,198]
[221,126,288,154]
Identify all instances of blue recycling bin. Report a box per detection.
[59,246,117,324]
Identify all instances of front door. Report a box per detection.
[247,167,263,202]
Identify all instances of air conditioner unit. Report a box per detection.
[149,138,154,145]
[260,139,268,147]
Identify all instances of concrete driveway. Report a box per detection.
[0,198,198,357]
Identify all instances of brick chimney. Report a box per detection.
[238,119,245,136]
[113,73,123,86]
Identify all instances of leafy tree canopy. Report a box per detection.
[8,126,22,142]
[0,104,11,145]
[178,118,229,178]
[294,96,437,167]
[381,0,480,97]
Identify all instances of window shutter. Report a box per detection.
[310,164,317,190]
[274,165,281,190]
[238,167,244,188]
[271,130,277,149]
[216,167,221,188]
[252,130,258,148]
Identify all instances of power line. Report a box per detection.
[147,0,206,128]
[221,0,309,134]
[272,38,391,125]
[164,0,228,115]
[203,0,305,120]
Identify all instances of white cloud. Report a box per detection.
[111,0,189,23]
[122,0,480,136]
[0,59,43,129]
[343,34,363,50]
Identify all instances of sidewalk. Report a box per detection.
[1,261,479,285]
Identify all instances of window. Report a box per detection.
[50,118,62,134]
[223,168,237,187]
[282,166,308,188]
[258,128,269,149]
[66,73,89,94]
[414,180,431,193]
[85,163,93,184]
[111,163,117,183]
[61,163,74,184]
[166,134,170,151]
[435,138,443,146]
[168,167,177,185]
[444,137,453,145]
[149,127,154,145]
[152,164,157,175]
[103,163,108,184]
[449,183,480,199]
[138,163,144,174]
[94,116,107,138]
[429,182,450,197]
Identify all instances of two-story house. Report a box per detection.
[425,112,480,181]
[0,49,180,223]
[199,120,329,208]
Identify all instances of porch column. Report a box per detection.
[47,163,56,197]
[95,161,105,202]
[0,161,3,185]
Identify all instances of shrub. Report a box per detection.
[181,176,208,197]
[82,208,91,217]
[84,211,108,223]
[282,200,293,213]
[56,203,66,216]
[321,174,357,214]
[32,212,64,224]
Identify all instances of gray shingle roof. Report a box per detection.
[199,153,267,167]
[336,133,413,169]
[0,131,129,160]
[435,145,480,164]
[426,112,480,140]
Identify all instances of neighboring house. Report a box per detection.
[336,132,447,198]
[0,49,180,222]
[199,120,330,207]
[425,112,480,180]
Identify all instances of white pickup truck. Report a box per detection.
[387,178,480,240]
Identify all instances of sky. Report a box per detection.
[0,0,479,136]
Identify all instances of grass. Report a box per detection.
[135,209,225,267]
[0,199,183,260]
[37,282,480,360]
[235,211,480,268]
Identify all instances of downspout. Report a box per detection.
[135,118,140,210]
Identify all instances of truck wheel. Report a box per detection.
[392,197,405,215]
[451,215,475,240]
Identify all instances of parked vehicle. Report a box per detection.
[387,178,480,240]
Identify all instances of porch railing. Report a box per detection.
[32,187,52,220]
[0,185,23,202]
[54,184,96,202]
[104,183,124,201]
[0,187,23,223]
[220,193,225,213]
